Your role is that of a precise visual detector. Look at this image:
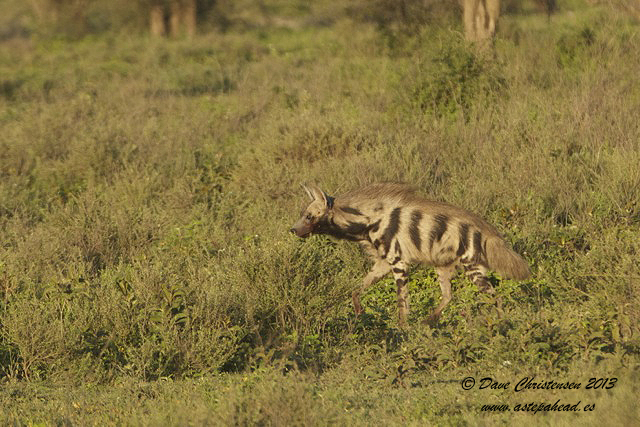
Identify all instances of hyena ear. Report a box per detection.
[303,183,329,205]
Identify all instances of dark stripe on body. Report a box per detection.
[409,210,423,251]
[391,238,402,264]
[429,214,449,249]
[473,231,483,259]
[457,223,470,256]
[314,218,363,242]
[381,208,401,254]
[340,206,364,216]
[334,219,382,240]
[344,221,369,235]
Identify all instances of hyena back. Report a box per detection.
[290,183,530,325]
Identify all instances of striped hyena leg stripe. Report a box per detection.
[463,263,494,294]
[391,262,409,325]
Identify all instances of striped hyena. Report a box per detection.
[290,183,530,325]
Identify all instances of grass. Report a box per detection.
[1,1,640,424]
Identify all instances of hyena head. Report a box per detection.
[290,184,333,238]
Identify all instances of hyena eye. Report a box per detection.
[306,213,313,221]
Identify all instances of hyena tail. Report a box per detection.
[485,236,531,280]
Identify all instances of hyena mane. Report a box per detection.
[290,182,530,325]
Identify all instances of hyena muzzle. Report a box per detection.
[290,183,530,326]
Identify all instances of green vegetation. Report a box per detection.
[1,1,639,425]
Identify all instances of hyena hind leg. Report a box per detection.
[352,259,391,316]
[463,263,495,294]
[464,263,504,313]
[426,264,456,325]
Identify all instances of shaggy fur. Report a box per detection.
[291,183,530,325]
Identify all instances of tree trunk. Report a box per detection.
[170,0,181,37]
[183,0,197,38]
[150,4,165,36]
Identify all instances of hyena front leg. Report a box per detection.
[427,264,456,325]
[391,262,409,326]
[353,259,391,316]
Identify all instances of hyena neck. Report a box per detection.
[313,201,379,242]
[312,212,361,241]
[326,196,335,209]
